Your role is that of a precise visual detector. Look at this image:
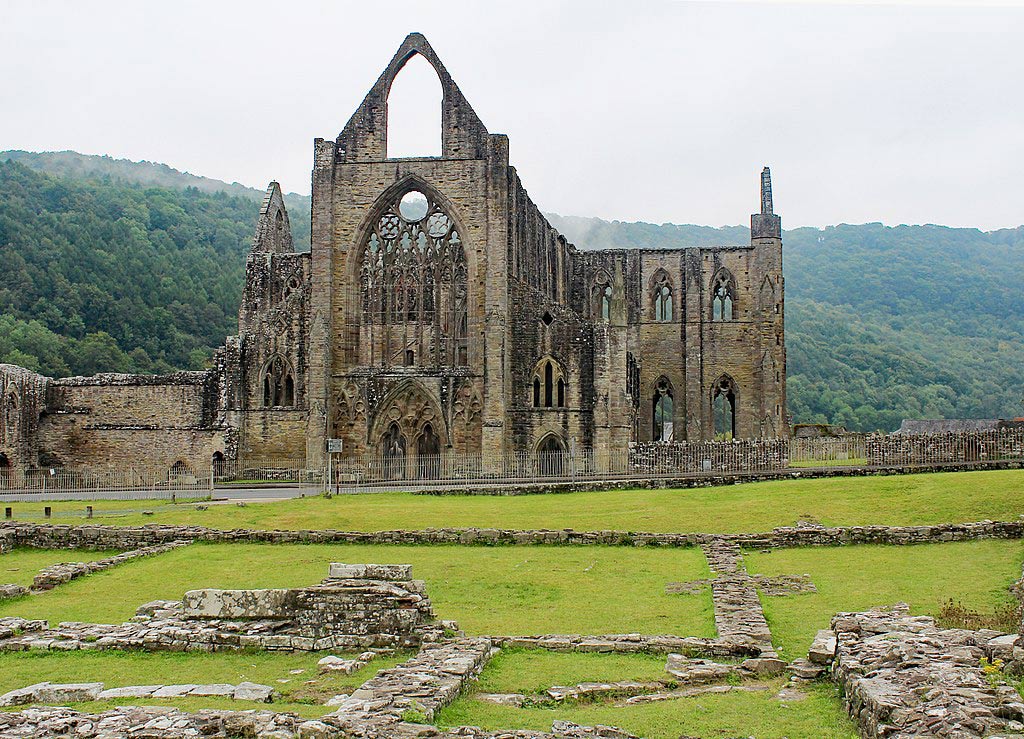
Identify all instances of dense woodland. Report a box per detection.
[2,151,1022,431]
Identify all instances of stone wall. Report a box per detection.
[5,517,1023,552]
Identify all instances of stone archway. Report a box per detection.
[370,381,447,480]
[536,433,567,477]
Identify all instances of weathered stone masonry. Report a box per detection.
[0,32,786,477]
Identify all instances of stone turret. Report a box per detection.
[751,166,781,240]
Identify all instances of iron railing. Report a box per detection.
[1,428,1021,498]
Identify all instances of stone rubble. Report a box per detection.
[30,540,191,591]
[318,650,377,674]
[0,706,641,739]
[0,564,447,653]
[0,583,28,600]
[0,680,277,705]
[819,604,1024,737]
[333,637,495,721]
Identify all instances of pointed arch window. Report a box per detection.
[380,422,407,479]
[712,271,736,321]
[652,377,674,442]
[592,272,612,321]
[386,52,443,158]
[2,393,18,445]
[652,271,674,321]
[531,358,567,408]
[712,376,737,440]
[261,356,295,408]
[360,187,468,368]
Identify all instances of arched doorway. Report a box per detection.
[417,423,441,479]
[536,434,567,477]
[380,422,407,479]
[0,452,8,488]
[212,451,225,479]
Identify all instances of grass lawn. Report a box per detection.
[440,651,857,739]
[0,548,118,587]
[746,539,1024,660]
[3,469,1022,533]
[0,543,714,637]
[0,649,407,717]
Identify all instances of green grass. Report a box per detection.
[0,543,714,637]
[0,649,407,717]
[5,469,1023,533]
[746,539,1024,659]
[0,548,118,587]
[474,649,674,695]
[440,674,857,738]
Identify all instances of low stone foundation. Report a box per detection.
[815,604,1024,737]
[5,518,1024,552]
[30,540,191,591]
[489,633,762,657]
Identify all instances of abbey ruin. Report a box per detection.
[0,33,786,476]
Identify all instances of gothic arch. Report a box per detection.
[710,268,737,321]
[652,376,675,441]
[591,270,612,321]
[368,379,447,450]
[260,355,295,408]
[711,374,738,440]
[2,391,19,446]
[649,268,675,321]
[355,177,473,369]
[530,356,567,409]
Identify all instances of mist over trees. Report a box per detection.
[2,152,1022,432]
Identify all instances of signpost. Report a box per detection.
[326,439,343,494]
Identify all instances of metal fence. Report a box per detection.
[0,465,211,501]
[1,428,1022,498]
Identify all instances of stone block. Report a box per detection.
[36,682,104,703]
[232,682,275,702]
[327,563,413,581]
[181,589,291,619]
[808,629,837,664]
[0,682,50,707]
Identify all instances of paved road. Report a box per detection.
[210,486,316,501]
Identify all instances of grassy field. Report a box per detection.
[3,469,1021,533]
[0,649,407,717]
[746,539,1024,659]
[0,548,118,587]
[0,543,714,637]
[440,650,858,738]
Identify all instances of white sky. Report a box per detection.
[2,0,1022,230]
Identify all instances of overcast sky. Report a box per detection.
[2,0,1022,230]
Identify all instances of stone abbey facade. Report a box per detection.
[0,33,786,476]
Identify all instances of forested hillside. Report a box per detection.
[2,151,1022,431]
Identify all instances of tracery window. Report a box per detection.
[531,358,566,409]
[590,272,612,321]
[360,188,468,367]
[653,272,673,321]
[712,375,737,440]
[261,356,295,407]
[712,271,736,321]
[653,377,674,442]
